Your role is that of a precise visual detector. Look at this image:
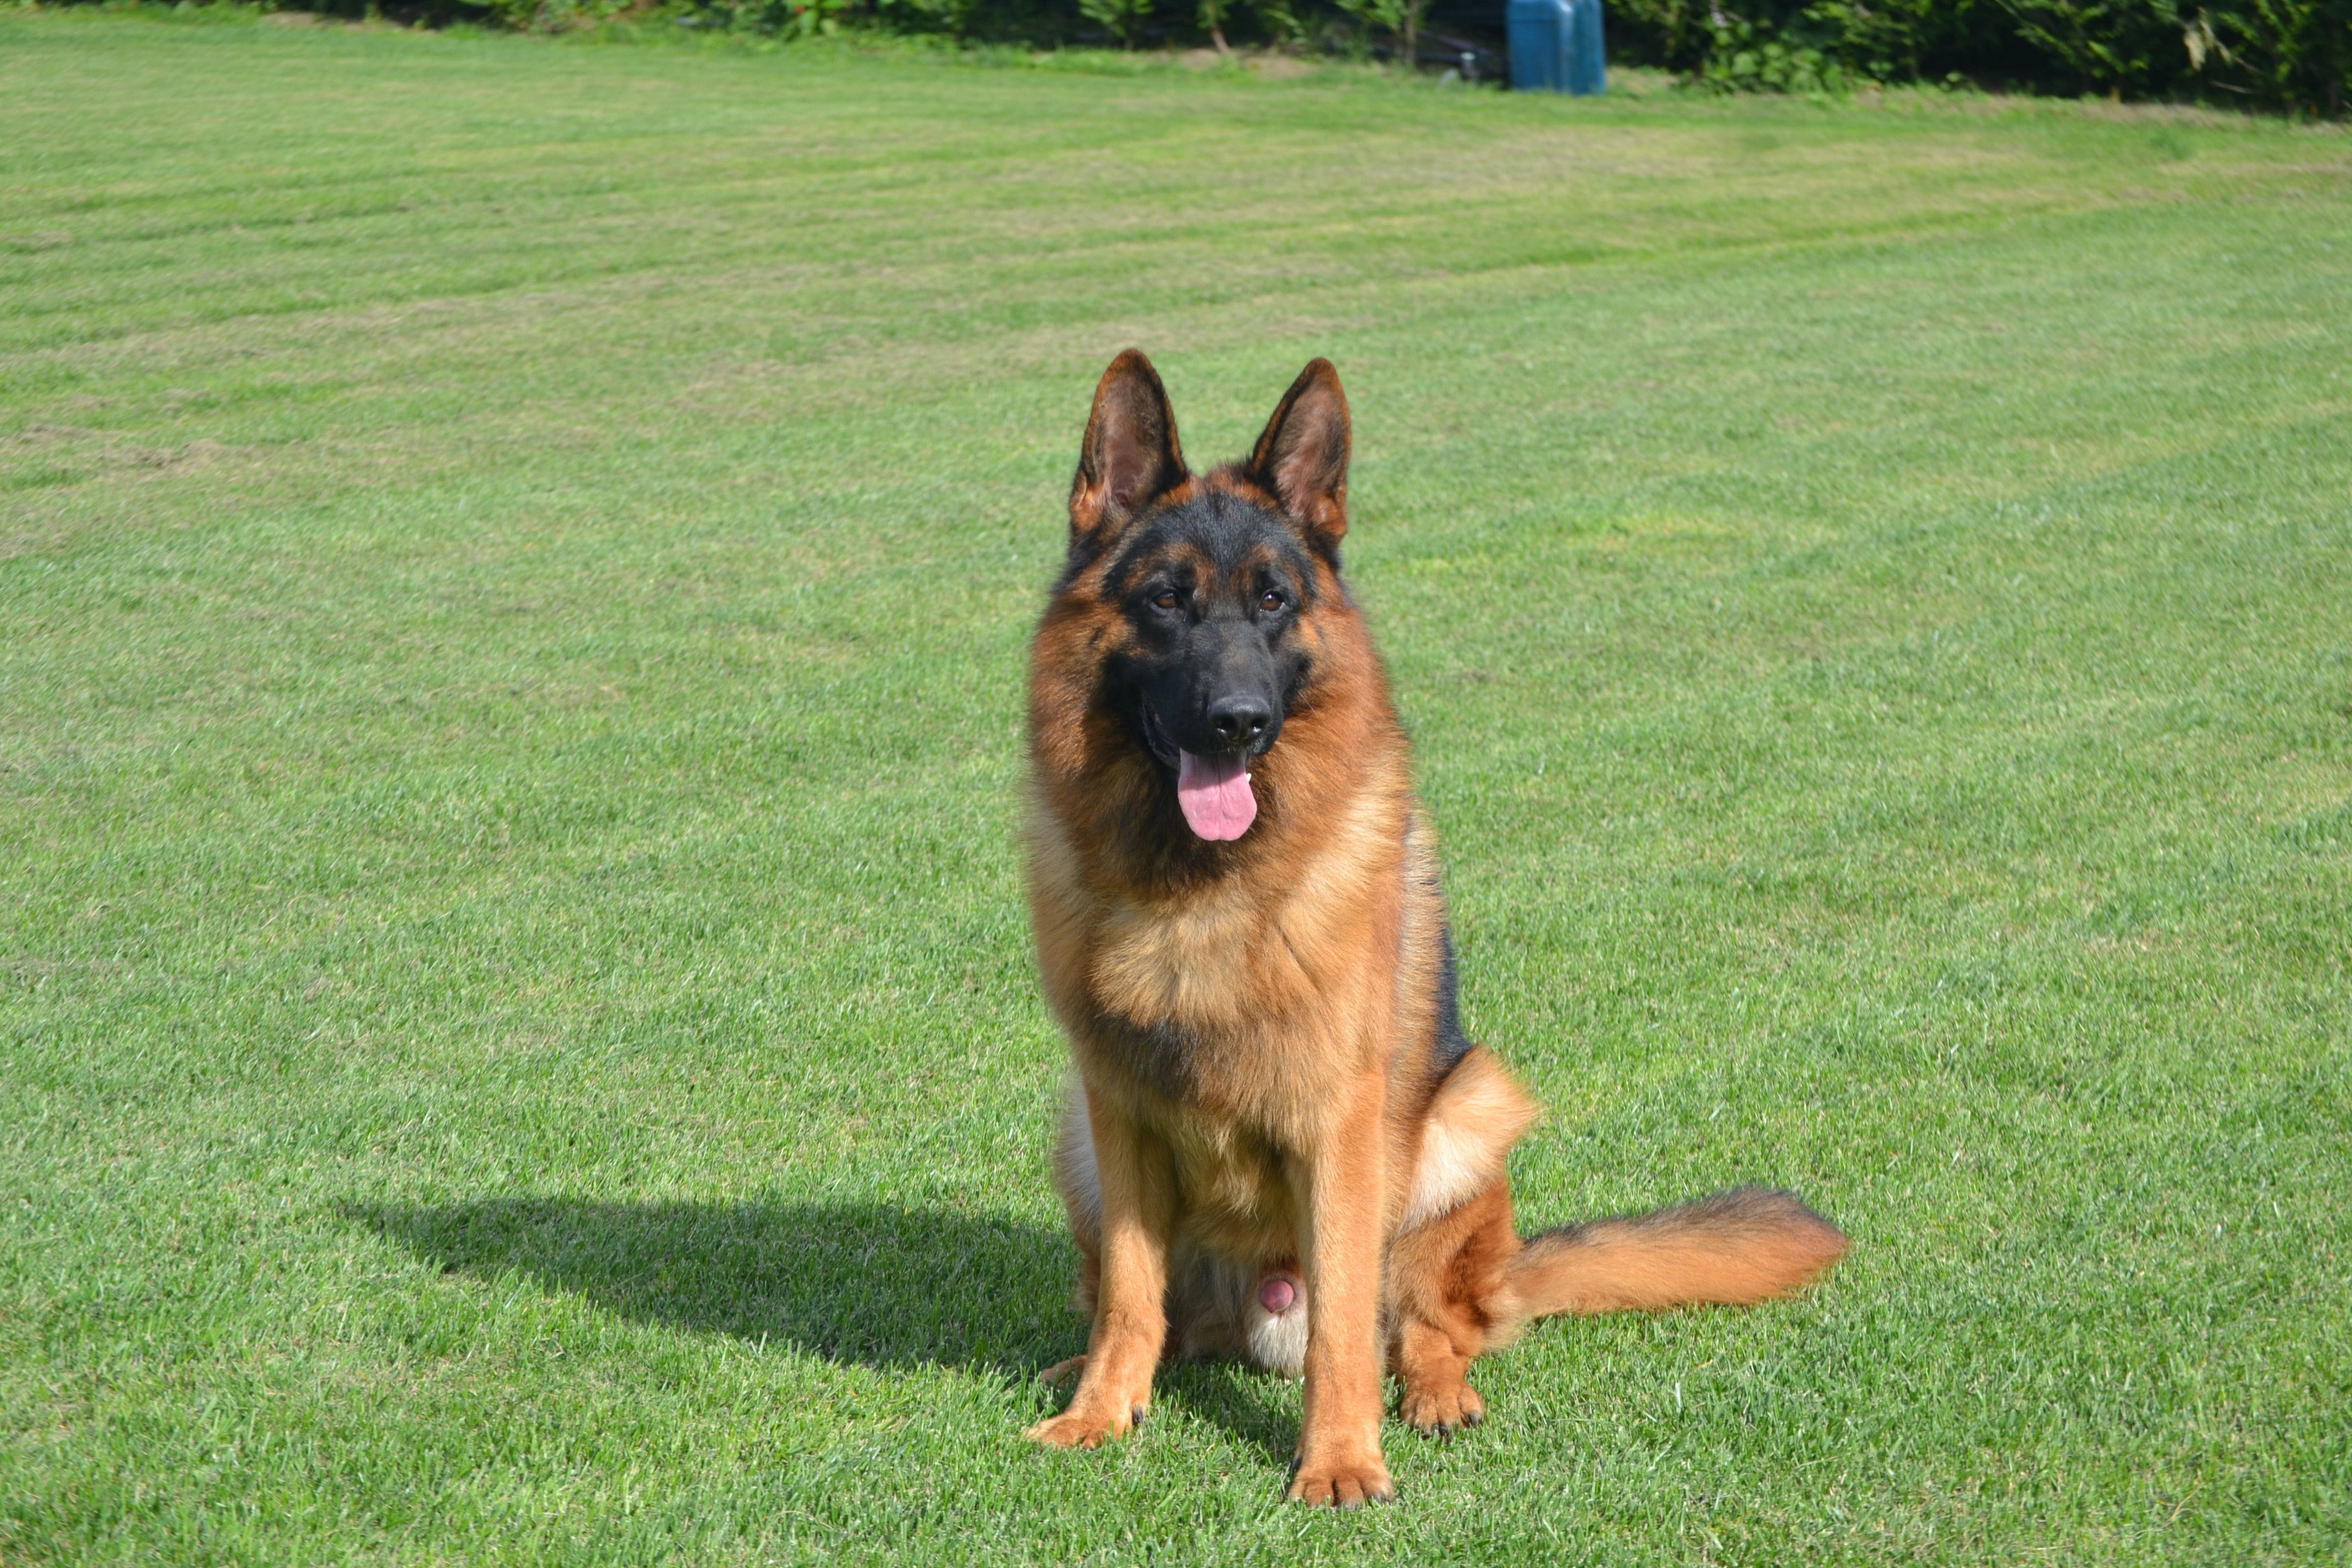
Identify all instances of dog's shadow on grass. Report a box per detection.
[353,1197,1299,1462]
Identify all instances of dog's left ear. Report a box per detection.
[1247,358,1351,556]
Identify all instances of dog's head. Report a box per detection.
[1046,350,1355,842]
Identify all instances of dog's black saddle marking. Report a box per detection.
[1431,922,1475,1080]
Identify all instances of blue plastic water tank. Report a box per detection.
[1507,0,1606,94]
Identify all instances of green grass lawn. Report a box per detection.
[4,11,2350,1563]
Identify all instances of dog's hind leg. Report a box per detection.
[1385,1047,1541,1435]
[1374,1053,1542,1438]
[1387,1180,1521,1435]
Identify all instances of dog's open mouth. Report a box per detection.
[1177,750,1255,841]
[1143,708,1258,842]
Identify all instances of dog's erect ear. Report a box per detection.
[1246,358,1351,554]
[1070,349,1187,545]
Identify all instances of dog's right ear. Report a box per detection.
[1070,349,1186,547]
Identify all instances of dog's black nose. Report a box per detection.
[1208,695,1271,747]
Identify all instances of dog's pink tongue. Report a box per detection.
[1177,750,1257,841]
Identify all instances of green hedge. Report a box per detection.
[1613,0,2348,115]
[45,0,2352,113]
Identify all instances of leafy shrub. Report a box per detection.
[1635,0,2347,113]
[1998,0,2198,95]
[1691,15,1852,93]
[1984,0,2352,110]
[1607,0,2043,82]
[1799,0,2022,83]
[1075,0,1149,44]
[674,0,851,34]
[1600,0,1722,70]
[1331,0,1432,63]
[2206,0,2352,115]
[40,0,2352,113]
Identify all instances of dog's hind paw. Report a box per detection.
[1401,1377,1485,1437]
[1024,1404,1140,1450]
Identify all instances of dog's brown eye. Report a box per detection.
[1153,590,1181,611]
[1260,590,1286,611]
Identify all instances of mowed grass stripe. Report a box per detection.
[5,28,2343,353]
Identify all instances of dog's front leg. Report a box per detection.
[1288,1070,1394,1507]
[1025,1091,1173,1449]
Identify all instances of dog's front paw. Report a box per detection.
[1023,1402,1145,1450]
[1286,1453,1394,1508]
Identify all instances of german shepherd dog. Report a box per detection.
[1022,351,1847,1506]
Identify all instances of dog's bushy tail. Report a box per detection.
[1507,1187,1847,1319]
